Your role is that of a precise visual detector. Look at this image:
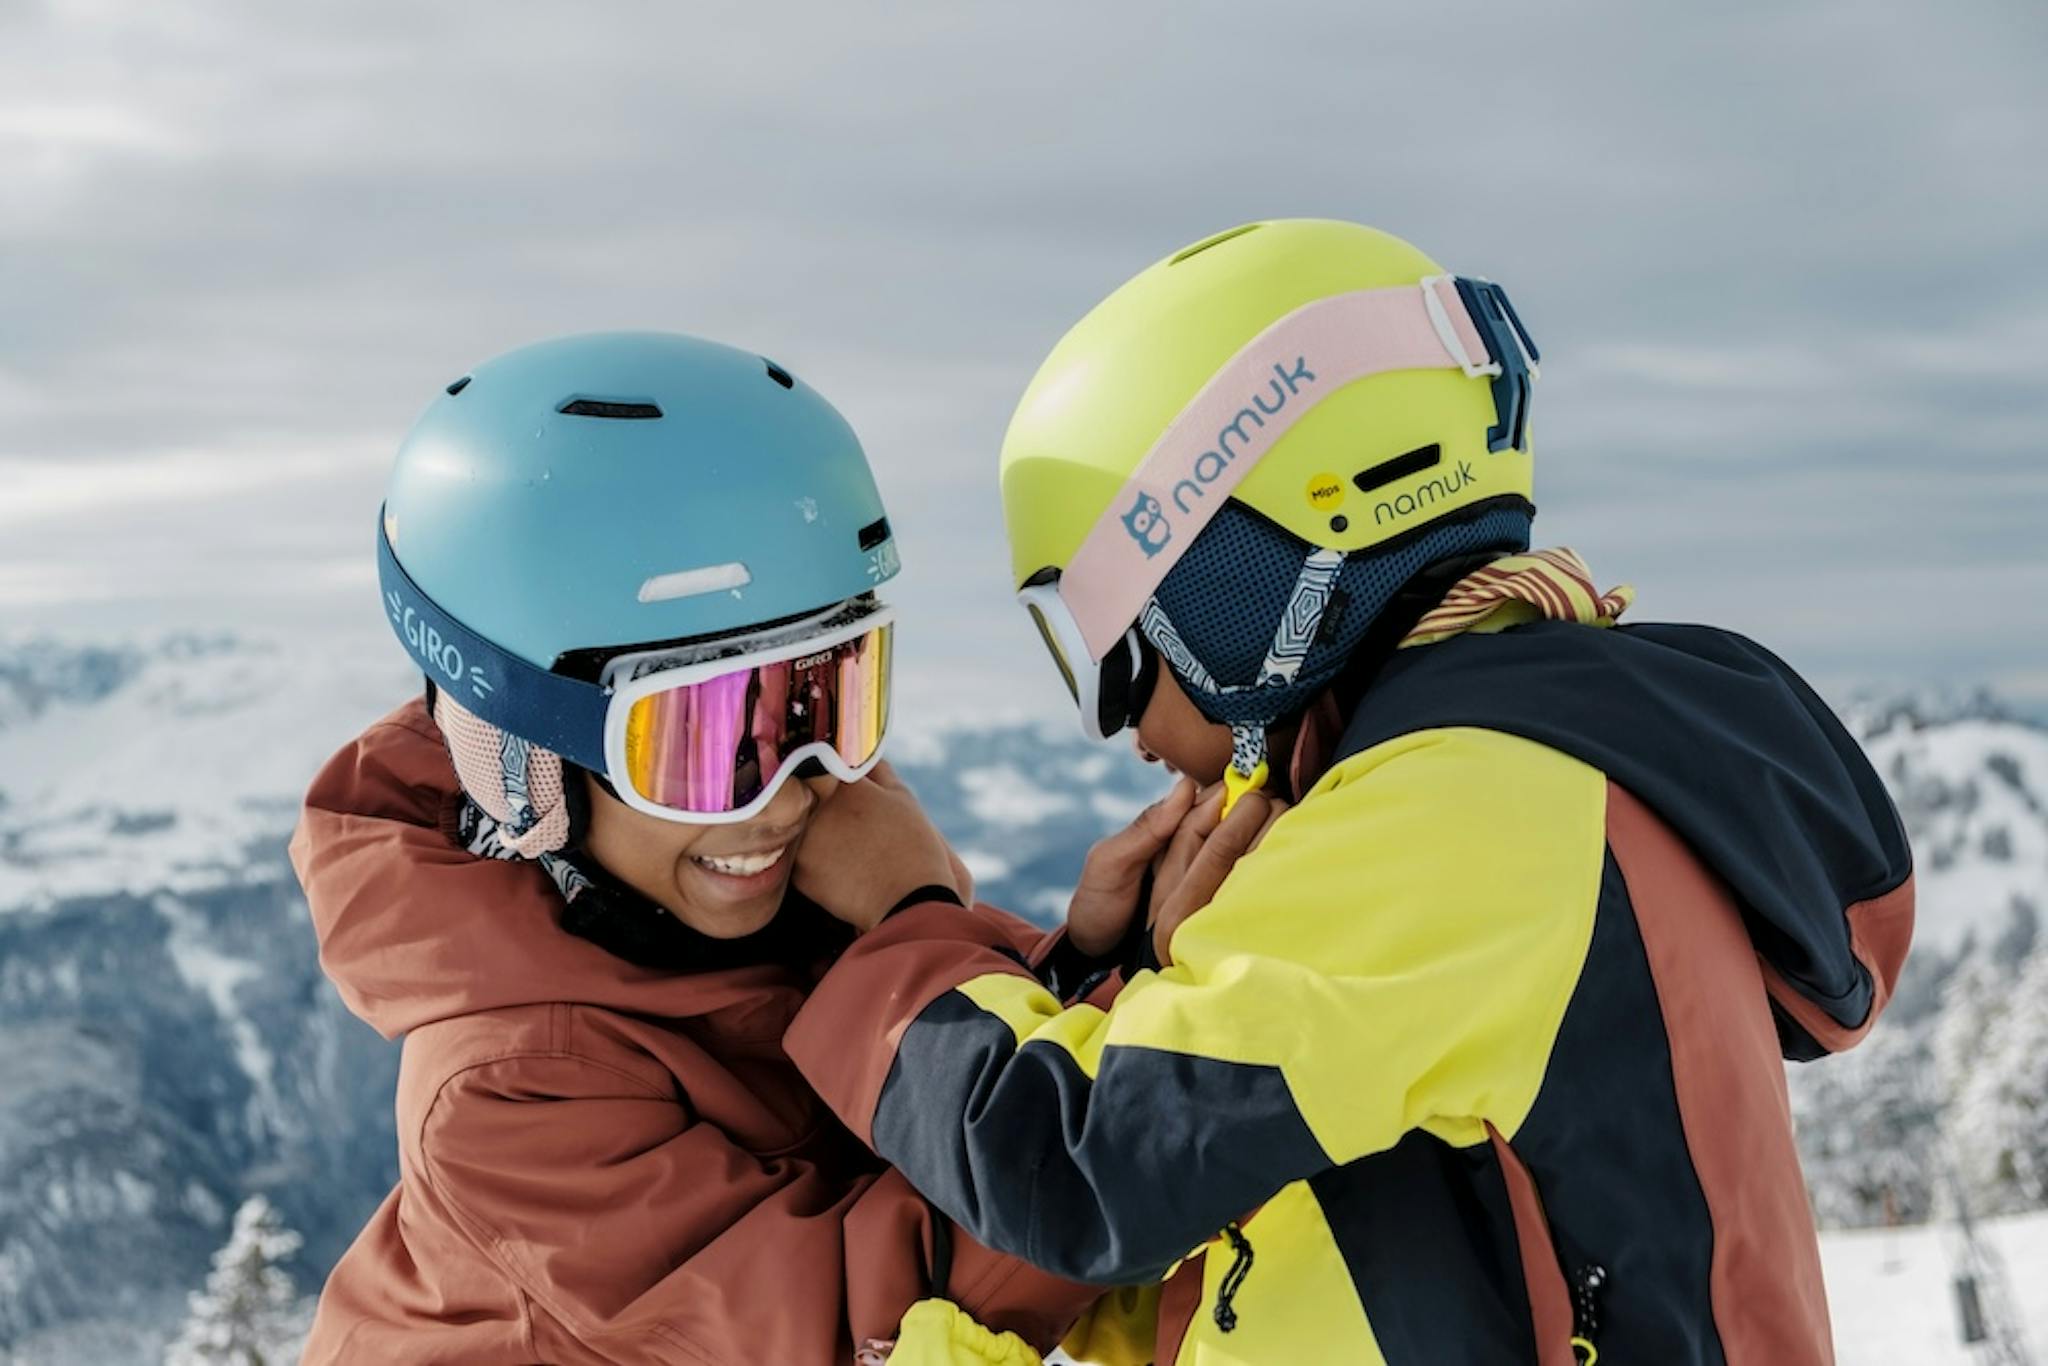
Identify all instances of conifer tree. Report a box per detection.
[164,1196,312,1366]
[1951,940,2048,1215]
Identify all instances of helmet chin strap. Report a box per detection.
[1141,547,1346,814]
[1222,730,1271,816]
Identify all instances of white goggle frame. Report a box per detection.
[1017,580,1144,744]
[597,603,895,825]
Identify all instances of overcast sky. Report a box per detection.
[3,0,2044,721]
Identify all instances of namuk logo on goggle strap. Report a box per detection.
[1119,357,1317,558]
[387,587,497,703]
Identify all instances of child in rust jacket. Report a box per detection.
[294,331,1099,1364]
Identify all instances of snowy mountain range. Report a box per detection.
[1790,694,2048,1236]
[1853,694,2048,956]
[0,638,415,1363]
[0,635,2042,1362]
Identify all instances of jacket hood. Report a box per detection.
[1341,620,1914,1058]
[289,700,807,1039]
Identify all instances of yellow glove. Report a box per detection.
[871,1299,1044,1366]
[1059,1284,1161,1366]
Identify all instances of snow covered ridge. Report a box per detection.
[1791,692,2048,1233]
[0,638,148,730]
[0,633,414,914]
[1849,696,2048,955]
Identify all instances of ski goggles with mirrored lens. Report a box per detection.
[377,513,892,825]
[598,608,893,822]
[1018,578,1156,742]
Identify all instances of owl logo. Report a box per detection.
[1119,491,1171,558]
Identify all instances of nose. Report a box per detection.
[753,772,818,837]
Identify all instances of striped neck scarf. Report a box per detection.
[1401,547,1633,647]
[1285,547,1633,796]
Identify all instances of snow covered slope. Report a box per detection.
[1786,695,2048,1233]
[0,635,413,1362]
[1854,694,2048,954]
[1821,1207,2047,1364]
[0,633,413,913]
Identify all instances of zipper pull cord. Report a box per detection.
[1213,1223,1255,1333]
[1569,1263,1608,1364]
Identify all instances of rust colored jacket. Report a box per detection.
[289,701,1093,1364]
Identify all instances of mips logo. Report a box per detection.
[1120,491,1172,557]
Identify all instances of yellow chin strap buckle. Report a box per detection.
[1221,760,1269,817]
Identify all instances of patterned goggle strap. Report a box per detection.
[1138,599,1218,695]
[1139,547,1349,797]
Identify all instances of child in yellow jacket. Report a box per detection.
[786,221,1913,1365]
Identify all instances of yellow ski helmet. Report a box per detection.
[1001,220,1540,776]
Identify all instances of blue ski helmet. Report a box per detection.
[378,332,901,788]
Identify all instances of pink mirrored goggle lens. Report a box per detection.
[620,623,891,815]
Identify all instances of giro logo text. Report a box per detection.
[387,590,495,702]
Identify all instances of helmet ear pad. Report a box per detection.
[429,686,584,857]
[1149,499,1532,729]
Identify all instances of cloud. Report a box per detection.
[0,446,363,526]
[1,0,2042,707]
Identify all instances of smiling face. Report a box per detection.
[580,769,840,938]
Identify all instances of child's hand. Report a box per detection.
[1065,777,1199,957]
[1148,788,1288,966]
[793,763,971,933]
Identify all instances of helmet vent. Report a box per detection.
[1170,223,1263,265]
[858,517,891,552]
[558,398,664,420]
[445,376,472,395]
[638,561,753,604]
[763,359,795,389]
[1353,443,1442,494]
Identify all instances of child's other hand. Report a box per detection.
[793,763,970,933]
[1149,787,1288,966]
[1065,777,1199,957]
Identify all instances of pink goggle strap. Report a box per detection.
[1058,277,1491,661]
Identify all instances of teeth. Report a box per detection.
[693,846,788,878]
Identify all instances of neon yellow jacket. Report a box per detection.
[787,622,1913,1365]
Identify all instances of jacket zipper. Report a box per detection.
[1569,1261,1607,1363]
[1212,1223,1255,1333]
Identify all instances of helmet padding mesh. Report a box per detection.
[1149,500,1531,727]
